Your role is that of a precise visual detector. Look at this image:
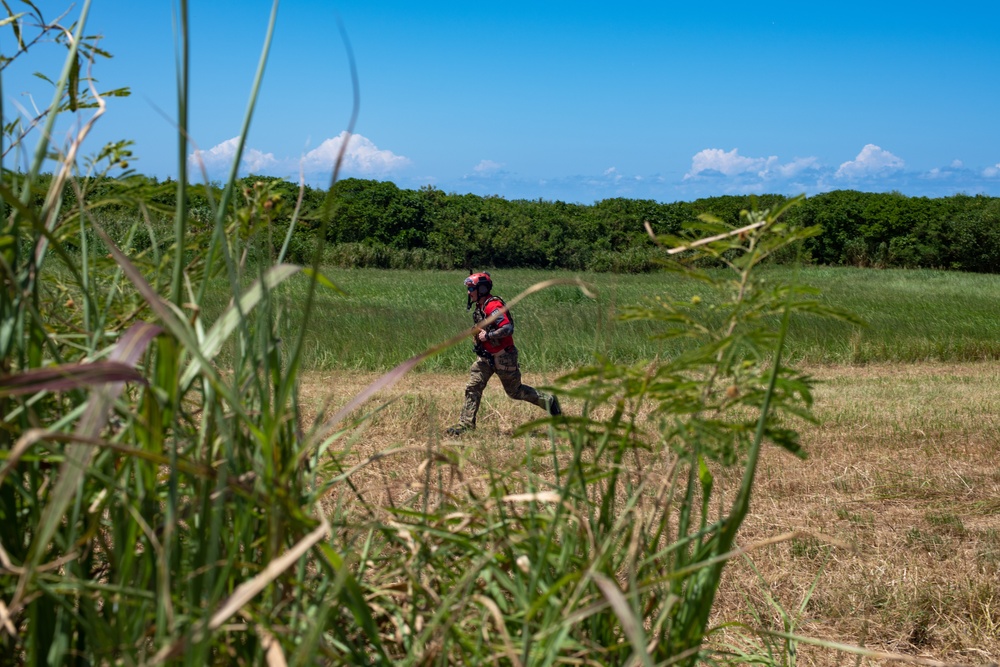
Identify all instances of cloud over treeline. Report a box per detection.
[671,144,999,200]
[188,131,409,180]
[188,135,1000,204]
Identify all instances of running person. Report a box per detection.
[446,272,560,436]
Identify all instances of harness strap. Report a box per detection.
[481,296,512,326]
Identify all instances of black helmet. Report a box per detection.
[465,272,492,309]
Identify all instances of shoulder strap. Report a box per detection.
[484,296,512,324]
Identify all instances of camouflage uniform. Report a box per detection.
[458,345,553,429]
[452,291,559,433]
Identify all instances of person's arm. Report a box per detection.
[478,301,513,342]
[488,320,513,341]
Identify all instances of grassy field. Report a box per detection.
[29,248,1000,664]
[207,265,1000,374]
[277,263,1000,664]
[299,362,1000,665]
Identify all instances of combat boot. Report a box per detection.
[547,395,562,417]
[446,423,474,436]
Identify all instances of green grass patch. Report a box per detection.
[925,511,968,536]
[200,265,1000,373]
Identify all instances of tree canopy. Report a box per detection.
[14,171,1000,272]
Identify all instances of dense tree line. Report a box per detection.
[311,179,1000,273]
[792,190,1000,272]
[10,172,1000,272]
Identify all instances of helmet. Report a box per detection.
[465,272,492,309]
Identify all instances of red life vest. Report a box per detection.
[474,296,514,354]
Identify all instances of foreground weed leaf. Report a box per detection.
[180,263,304,390]
[17,322,161,605]
[0,360,145,397]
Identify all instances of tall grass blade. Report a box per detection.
[0,360,144,396]
[178,262,304,390]
[15,321,160,608]
[593,573,654,667]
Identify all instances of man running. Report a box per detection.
[446,272,561,436]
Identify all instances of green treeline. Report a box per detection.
[318,182,1000,272]
[18,172,1000,272]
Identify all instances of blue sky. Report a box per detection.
[5,1,1000,203]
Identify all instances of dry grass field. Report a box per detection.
[301,361,1000,666]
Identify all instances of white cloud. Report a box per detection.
[188,132,409,180]
[473,159,504,174]
[685,148,779,178]
[301,131,410,174]
[427,156,1000,204]
[775,156,820,177]
[188,137,278,173]
[244,148,277,172]
[834,144,904,179]
[923,162,969,181]
[683,148,822,189]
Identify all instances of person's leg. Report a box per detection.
[494,347,561,415]
[447,357,493,434]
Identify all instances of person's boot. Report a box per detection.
[547,395,562,417]
[446,423,474,436]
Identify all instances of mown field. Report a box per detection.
[299,362,1000,665]
[204,265,1000,373]
[280,265,1000,665]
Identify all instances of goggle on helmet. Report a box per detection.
[465,272,492,309]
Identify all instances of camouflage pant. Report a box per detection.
[458,346,551,428]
